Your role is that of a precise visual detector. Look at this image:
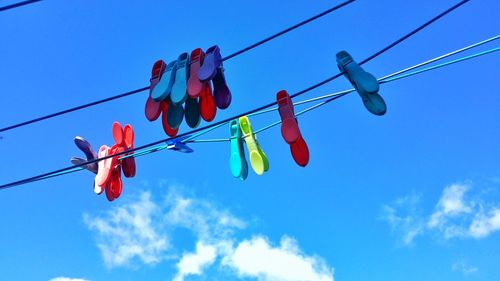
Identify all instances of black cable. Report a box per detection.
[0,0,472,190]
[0,0,356,133]
[0,0,41,12]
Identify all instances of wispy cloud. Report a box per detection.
[84,186,335,281]
[452,260,479,275]
[83,192,168,268]
[381,181,500,245]
[380,192,424,245]
[49,278,90,281]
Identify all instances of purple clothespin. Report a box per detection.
[198,45,232,110]
[71,136,99,174]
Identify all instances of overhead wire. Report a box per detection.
[0,0,473,190]
[0,0,41,12]
[187,44,500,143]
[0,0,356,133]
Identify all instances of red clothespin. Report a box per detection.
[94,122,136,202]
[277,90,309,167]
[145,60,167,121]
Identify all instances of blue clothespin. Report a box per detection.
[167,135,194,153]
[336,51,387,116]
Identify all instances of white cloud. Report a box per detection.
[173,242,217,281]
[380,193,424,245]
[428,183,472,229]
[224,235,334,281]
[164,189,246,242]
[469,207,500,238]
[49,278,89,281]
[83,192,168,267]
[452,260,478,275]
[381,181,500,244]
[83,186,336,281]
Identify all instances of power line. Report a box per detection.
[187,45,500,143]
[0,0,356,133]
[0,0,41,12]
[0,0,473,190]
[4,42,498,186]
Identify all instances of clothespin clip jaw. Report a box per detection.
[336,51,387,116]
[166,135,194,153]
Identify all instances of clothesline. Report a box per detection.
[0,0,474,190]
[0,0,356,133]
[19,41,500,184]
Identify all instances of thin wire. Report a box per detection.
[189,45,500,143]
[358,0,471,66]
[378,34,500,81]
[0,0,356,133]
[9,42,495,183]
[221,0,355,61]
[218,33,500,126]
[0,0,471,190]
[380,47,500,83]
[0,0,41,12]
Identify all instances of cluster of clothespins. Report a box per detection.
[71,122,136,201]
[145,45,231,135]
[71,50,386,200]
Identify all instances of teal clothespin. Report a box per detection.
[336,51,387,115]
[229,119,248,180]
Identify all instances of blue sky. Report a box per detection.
[0,0,499,281]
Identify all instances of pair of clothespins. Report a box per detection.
[71,122,136,202]
[336,51,387,115]
[229,116,269,180]
[145,45,231,137]
[277,90,310,167]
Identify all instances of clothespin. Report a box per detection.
[152,60,177,102]
[229,119,248,180]
[188,48,216,123]
[277,90,309,167]
[145,60,166,121]
[70,136,98,174]
[161,101,179,137]
[336,51,387,116]
[198,45,232,109]
[199,81,217,122]
[239,116,269,175]
[94,122,137,202]
[166,135,194,153]
[170,52,190,106]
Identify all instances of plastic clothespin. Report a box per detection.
[198,45,231,109]
[152,60,177,102]
[229,119,248,180]
[145,60,166,121]
[167,135,194,153]
[277,90,309,167]
[336,51,387,116]
[71,136,98,174]
[170,52,190,106]
[94,122,137,202]
[239,116,269,176]
[161,100,179,137]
